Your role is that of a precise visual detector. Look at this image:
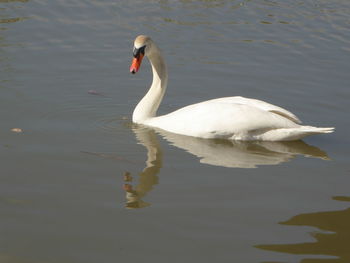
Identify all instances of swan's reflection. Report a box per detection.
[123,127,162,209]
[256,196,350,262]
[155,129,329,168]
[123,126,329,208]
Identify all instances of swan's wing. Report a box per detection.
[207,96,302,124]
[148,98,300,139]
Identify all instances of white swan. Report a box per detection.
[130,35,334,141]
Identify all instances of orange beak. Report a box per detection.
[130,53,144,74]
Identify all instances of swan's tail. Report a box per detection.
[259,126,335,141]
[284,126,335,141]
[299,126,335,134]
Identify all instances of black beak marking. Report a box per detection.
[133,45,146,58]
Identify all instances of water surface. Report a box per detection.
[1,0,350,262]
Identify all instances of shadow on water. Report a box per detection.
[256,196,350,263]
[122,125,330,209]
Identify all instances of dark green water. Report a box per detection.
[1,0,350,262]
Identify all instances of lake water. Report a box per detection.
[1,0,350,262]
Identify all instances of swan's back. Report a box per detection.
[203,96,301,123]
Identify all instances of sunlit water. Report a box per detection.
[1,0,350,262]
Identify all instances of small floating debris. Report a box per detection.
[88,90,105,96]
[11,128,22,133]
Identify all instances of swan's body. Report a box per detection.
[130,35,334,141]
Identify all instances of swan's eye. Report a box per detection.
[133,45,146,58]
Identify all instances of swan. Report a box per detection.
[129,35,334,141]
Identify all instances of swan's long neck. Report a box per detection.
[133,46,168,123]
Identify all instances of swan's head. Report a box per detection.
[130,35,153,74]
